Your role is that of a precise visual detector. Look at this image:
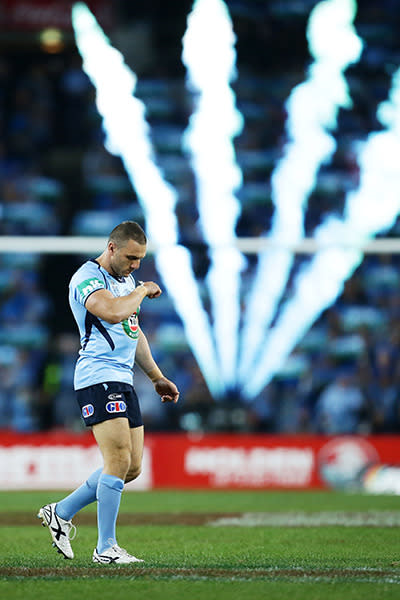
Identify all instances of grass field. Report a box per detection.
[1,488,400,599]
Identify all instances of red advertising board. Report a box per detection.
[148,433,315,488]
[0,430,400,490]
[148,433,398,490]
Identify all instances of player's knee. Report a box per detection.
[119,449,132,473]
[104,446,131,477]
[125,464,141,483]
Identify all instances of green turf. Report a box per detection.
[0,523,398,569]
[0,580,399,600]
[1,489,400,599]
[1,523,267,567]
[0,488,271,513]
[1,488,400,513]
[4,580,400,600]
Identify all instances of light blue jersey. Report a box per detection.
[69,259,140,390]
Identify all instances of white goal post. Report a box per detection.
[0,236,400,254]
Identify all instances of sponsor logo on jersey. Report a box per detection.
[82,404,94,418]
[122,310,139,340]
[77,278,104,300]
[106,400,127,413]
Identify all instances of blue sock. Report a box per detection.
[96,473,124,554]
[56,468,102,521]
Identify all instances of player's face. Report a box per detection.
[110,239,147,278]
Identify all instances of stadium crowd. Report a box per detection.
[1,0,400,434]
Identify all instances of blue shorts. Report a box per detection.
[76,381,143,428]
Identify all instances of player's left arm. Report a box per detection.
[135,327,180,404]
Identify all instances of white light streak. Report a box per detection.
[182,0,245,388]
[72,2,224,396]
[239,0,363,385]
[72,0,400,405]
[245,64,400,398]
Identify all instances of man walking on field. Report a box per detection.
[38,221,179,564]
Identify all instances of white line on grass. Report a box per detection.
[209,511,400,527]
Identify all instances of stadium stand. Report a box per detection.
[1,0,400,434]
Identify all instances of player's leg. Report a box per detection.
[37,382,106,558]
[92,417,131,554]
[91,419,145,564]
[124,384,144,484]
[38,383,139,561]
[37,502,77,559]
[125,425,144,483]
[37,464,103,559]
[55,467,102,521]
[57,416,144,523]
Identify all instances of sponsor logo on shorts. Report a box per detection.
[106,400,127,413]
[82,404,94,418]
[108,393,123,401]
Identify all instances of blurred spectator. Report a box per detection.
[314,370,370,434]
[179,363,215,432]
[247,383,278,432]
[36,334,81,430]
[366,373,400,433]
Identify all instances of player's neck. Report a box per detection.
[95,252,123,280]
[95,252,114,277]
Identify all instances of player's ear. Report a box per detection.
[108,241,116,254]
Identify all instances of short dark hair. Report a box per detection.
[109,221,147,247]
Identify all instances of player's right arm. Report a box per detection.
[85,281,161,324]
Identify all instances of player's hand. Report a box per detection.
[141,281,162,299]
[154,377,180,403]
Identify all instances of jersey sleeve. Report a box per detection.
[72,264,106,306]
